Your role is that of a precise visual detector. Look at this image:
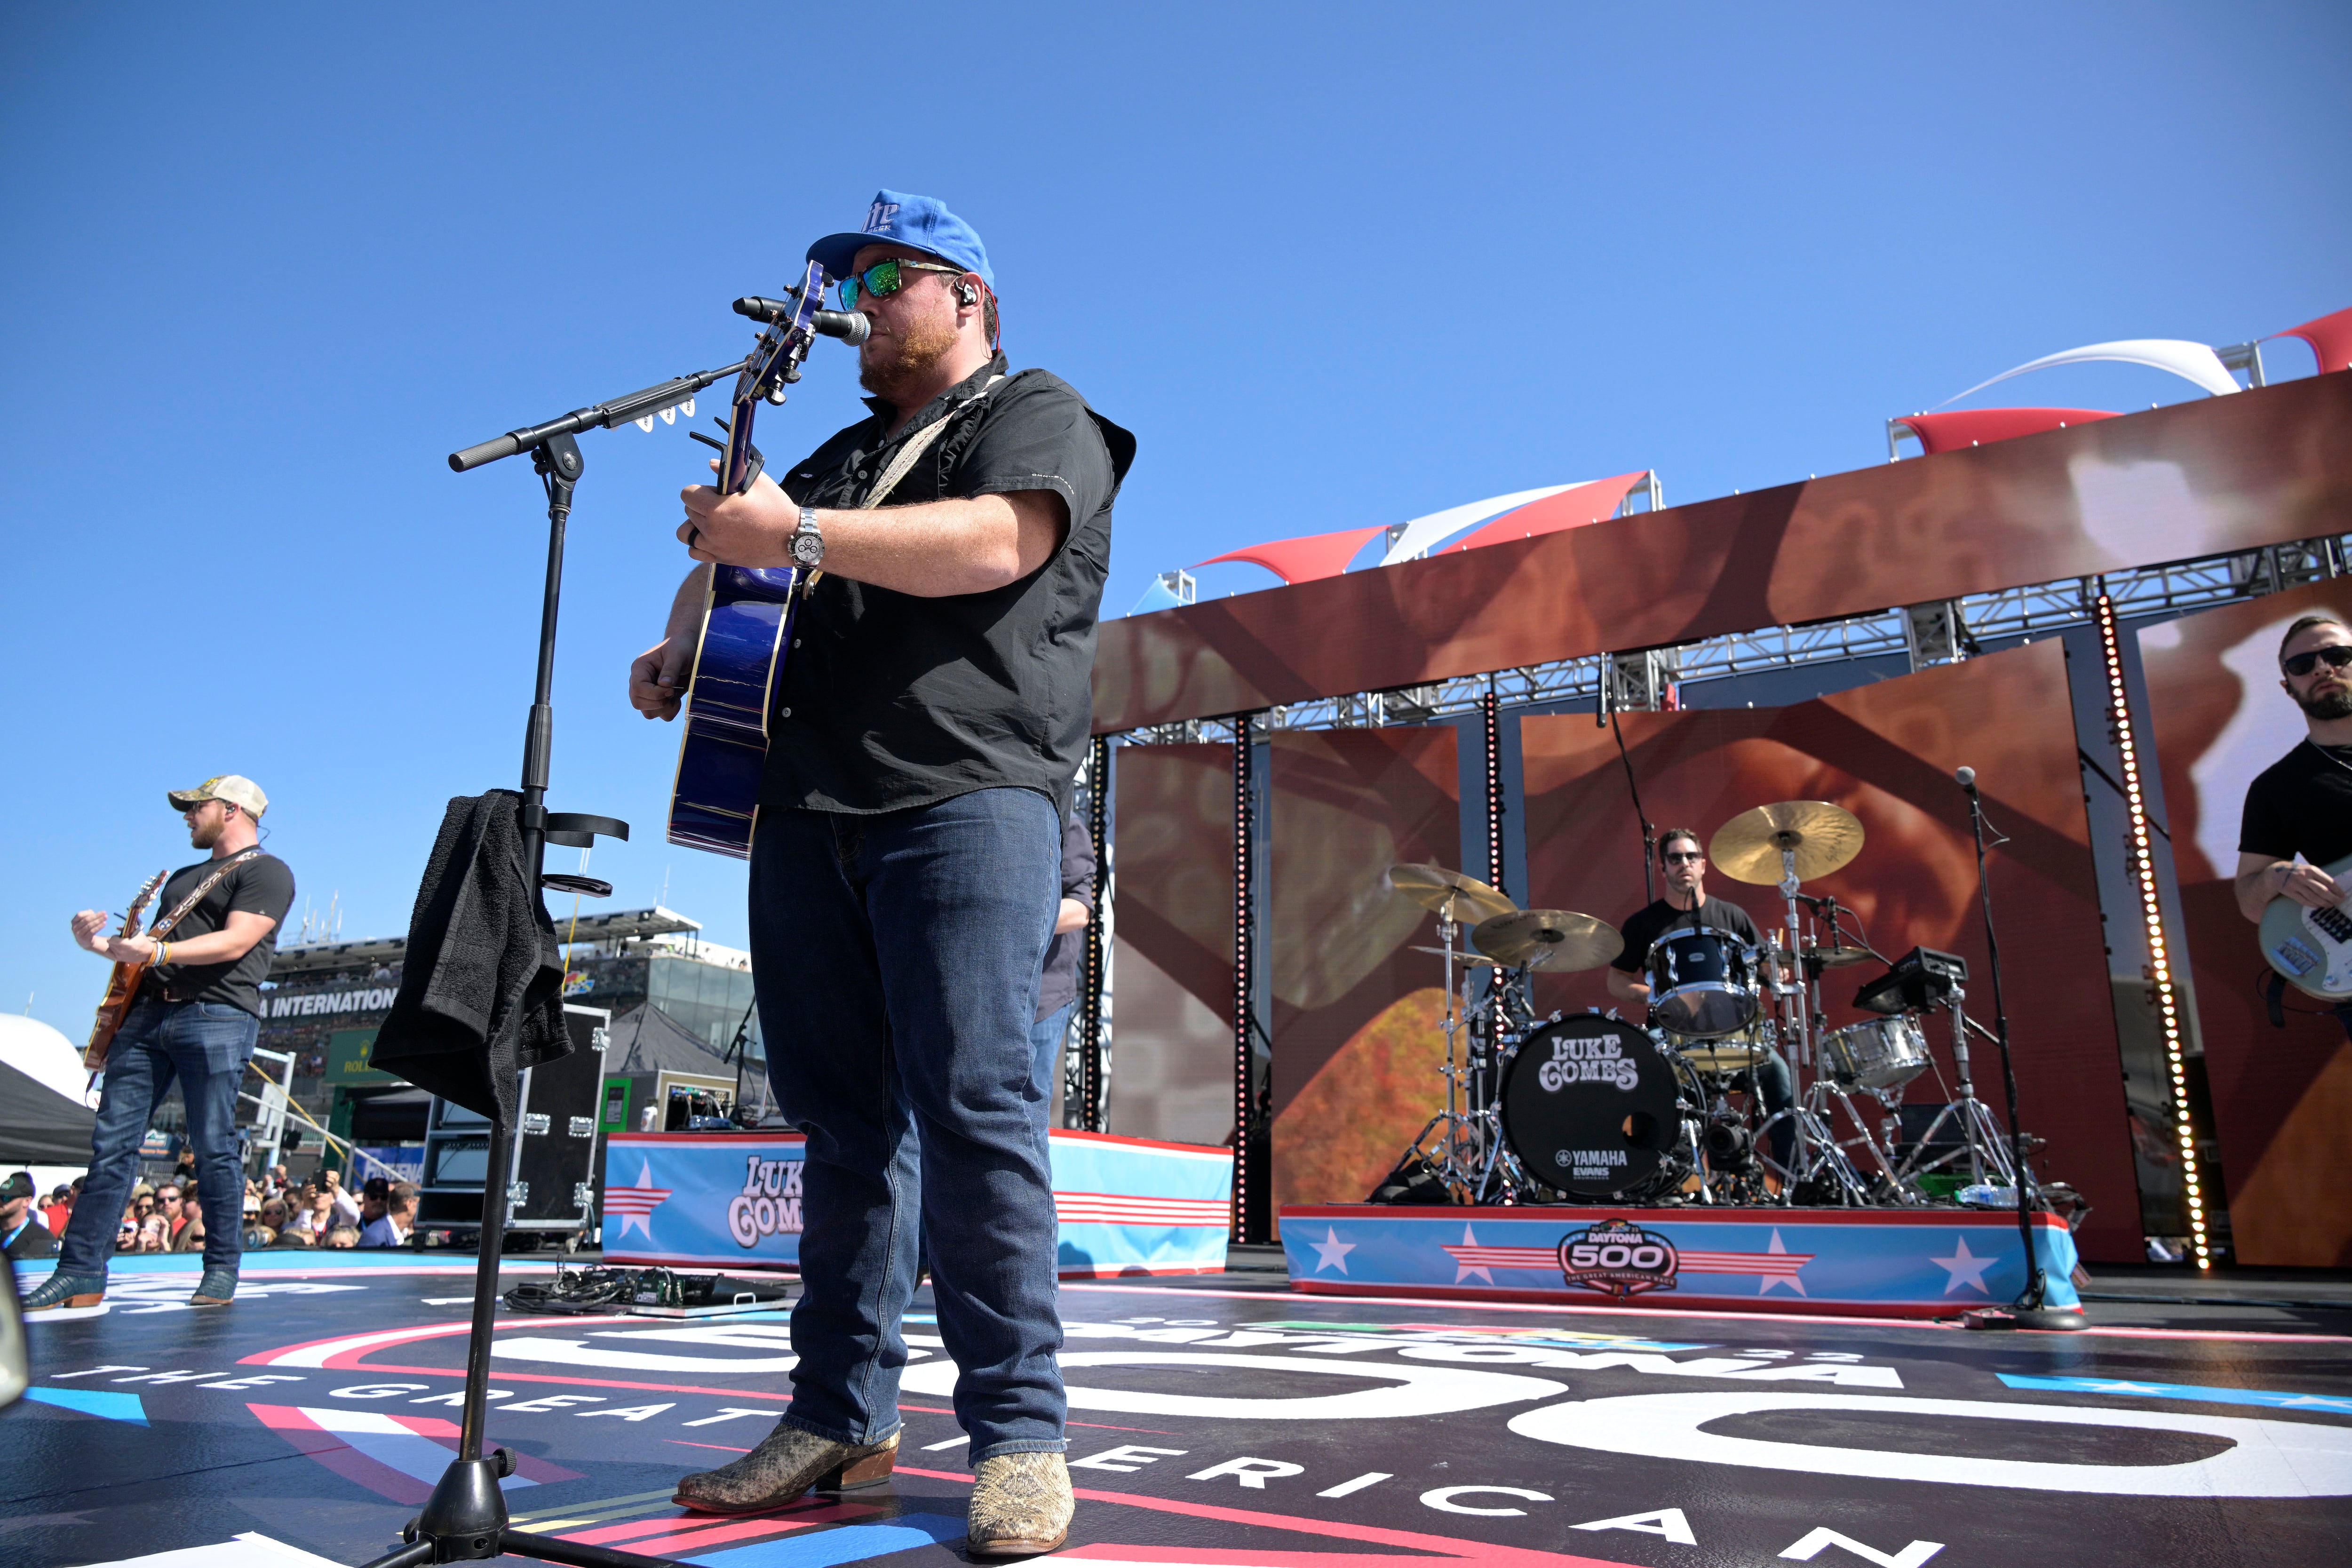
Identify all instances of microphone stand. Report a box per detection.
[1956,768,2086,1333]
[348,358,769,1568]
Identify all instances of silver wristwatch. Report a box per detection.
[789,505,825,568]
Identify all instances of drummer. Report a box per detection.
[1604,829,1795,1172]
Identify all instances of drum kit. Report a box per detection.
[1383,800,2043,1211]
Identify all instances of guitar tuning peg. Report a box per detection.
[659,406,677,425]
[635,415,655,432]
[680,397,695,418]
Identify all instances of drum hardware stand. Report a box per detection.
[1892,986,2019,1194]
[1402,904,1491,1200]
[1955,765,2085,1331]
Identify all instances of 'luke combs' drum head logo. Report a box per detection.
[1557,1219,1679,1297]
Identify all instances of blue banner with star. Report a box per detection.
[1279,1203,2082,1318]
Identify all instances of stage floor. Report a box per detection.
[7,1253,2352,1568]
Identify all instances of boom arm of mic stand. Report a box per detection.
[448,358,752,472]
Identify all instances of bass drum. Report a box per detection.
[1499,1016,1684,1200]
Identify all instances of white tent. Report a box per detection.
[0,1013,96,1108]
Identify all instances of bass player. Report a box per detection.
[24,776,294,1312]
[628,191,1133,1553]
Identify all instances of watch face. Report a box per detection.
[792,532,823,566]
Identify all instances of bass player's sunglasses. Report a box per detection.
[2283,645,2352,678]
[834,257,969,311]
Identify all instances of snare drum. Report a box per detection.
[1821,1014,1931,1091]
[1645,926,1763,1038]
[1659,1016,1774,1074]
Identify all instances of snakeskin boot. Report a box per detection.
[19,1272,107,1312]
[967,1450,1074,1556]
[673,1425,898,1514]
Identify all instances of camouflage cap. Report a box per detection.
[167,774,268,818]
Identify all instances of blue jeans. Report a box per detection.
[750,788,1065,1460]
[59,998,257,1279]
[1029,1002,1075,1143]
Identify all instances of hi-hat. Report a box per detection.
[1388,863,1517,925]
[1409,945,1509,968]
[1471,909,1624,971]
[1710,801,1865,885]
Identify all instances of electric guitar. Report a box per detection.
[666,262,831,859]
[2261,850,2352,1001]
[85,870,167,1070]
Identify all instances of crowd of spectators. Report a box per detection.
[2,1161,422,1258]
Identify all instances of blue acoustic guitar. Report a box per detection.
[667,263,854,858]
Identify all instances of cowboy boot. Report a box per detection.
[967,1450,1074,1557]
[673,1424,898,1514]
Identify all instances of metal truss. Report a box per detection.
[1119,532,2348,742]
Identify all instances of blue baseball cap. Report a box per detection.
[806,190,994,288]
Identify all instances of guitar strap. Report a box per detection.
[858,374,1006,512]
[149,847,263,941]
[2261,965,2352,1043]
[802,375,1006,595]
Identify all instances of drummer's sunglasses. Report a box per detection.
[2283,645,2352,678]
[1664,850,1705,863]
[834,257,969,310]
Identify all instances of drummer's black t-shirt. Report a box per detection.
[1610,894,1764,973]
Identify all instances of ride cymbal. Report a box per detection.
[1471,909,1624,971]
[1804,946,1875,968]
[1388,863,1517,925]
[1710,801,1865,885]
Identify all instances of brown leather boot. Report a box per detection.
[967,1450,1074,1556]
[673,1424,898,1514]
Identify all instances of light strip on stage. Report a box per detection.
[2095,591,2209,1271]
[1232,715,1254,1242]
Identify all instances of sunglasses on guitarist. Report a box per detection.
[2282,645,2352,679]
[834,257,969,311]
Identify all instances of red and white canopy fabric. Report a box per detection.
[1940,339,2241,404]
[1437,471,1652,554]
[1891,408,2120,455]
[2273,306,2352,374]
[1375,482,1589,566]
[1193,524,1387,585]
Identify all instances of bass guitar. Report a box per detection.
[666,262,836,859]
[85,870,167,1071]
[2261,851,2352,1002]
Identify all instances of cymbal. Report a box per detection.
[1409,945,1509,968]
[1388,863,1517,925]
[1471,909,1624,971]
[1805,946,1875,969]
[1710,801,1865,885]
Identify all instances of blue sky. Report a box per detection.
[3,3,2345,1034]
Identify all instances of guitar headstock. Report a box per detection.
[721,260,829,496]
[129,869,166,916]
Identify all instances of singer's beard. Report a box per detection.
[2295,681,2352,721]
[858,317,961,405]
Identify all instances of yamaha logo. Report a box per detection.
[1557,1218,1680,1298]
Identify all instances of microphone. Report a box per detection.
[1955,765,1976,789]
[733,295,872,345]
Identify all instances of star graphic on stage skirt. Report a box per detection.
[604,1158,674,1242]
[1931,1236,1997,1294]
[1310,1227,1356,1274]
[1455,1226,1493,1284]
[1757,1228,1807,1297]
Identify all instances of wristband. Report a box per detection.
[154,941,169,968]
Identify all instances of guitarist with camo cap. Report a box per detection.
[22,775,294,1312]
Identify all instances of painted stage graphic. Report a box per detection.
[603,1130,1234,1278]
[10,1252,2352,1567]
[1279,1203,2083,1317]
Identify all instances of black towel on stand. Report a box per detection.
[372,789,569,1122]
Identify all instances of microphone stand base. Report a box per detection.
[1962,1305,2089,1332]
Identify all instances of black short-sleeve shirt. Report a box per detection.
[2239,740,2352,871]
[140,851,297,1018]
[760,354,1136,816]
[1610,895,1764,974]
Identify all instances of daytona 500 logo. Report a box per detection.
[1557,1219,1679,1297]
